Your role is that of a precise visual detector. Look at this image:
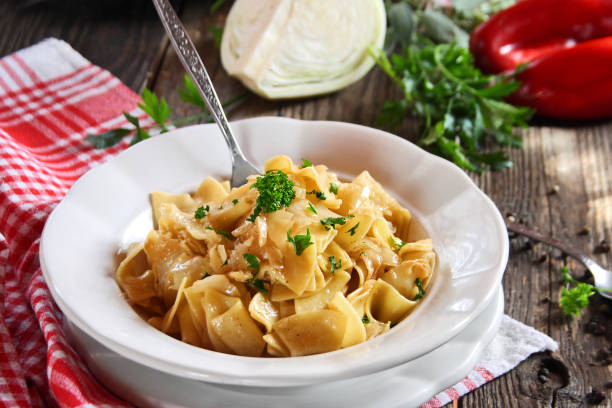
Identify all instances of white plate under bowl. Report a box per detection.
[40,117,508,387]
[66,287,503,408]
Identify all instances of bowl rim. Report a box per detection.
[40,116,508,386]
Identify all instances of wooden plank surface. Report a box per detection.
[2,0,610,406]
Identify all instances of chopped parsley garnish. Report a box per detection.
[412,278,426,300]
[320,215,354,230]
[246,277,268,295]
[247,209,260,222]
[390,237,407,250]
[222,259,228,266]
[300,158,313,168]
[194,205,210,219]
[248,170,296,221]
[205,226,234,240]
[232,199,239,205]
[243,253,260,273]
[328,256,341,275]
[362,315,370,324]
[243,254,266,294]
[287,228,314,256]
[347,222,360,236]
[390,321,398,328]
[360,251,366,257]
[307,190,327,200]
[329,182,339,195]
[218,205,223,210]
[306,202,318,214]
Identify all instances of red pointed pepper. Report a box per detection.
[470,0,612,119]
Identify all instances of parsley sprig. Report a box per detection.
[329,183,339,195]
[248,170,296,221]
[194,205,210,219]
[243,253,260,273]
[307,190,327,201]
[371,43,532,171]
[243,253,268,295]
[413,277,426,300]
[205,226,234,241]
[372,0,532,172]
[87,76,249,148]
[560,266,611,317]
[329,256,341,275]
[287,229,314,256]
[320,215,354,231]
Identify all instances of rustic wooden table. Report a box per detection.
[2,0,610,406]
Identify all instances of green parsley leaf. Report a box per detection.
[215,229,233,240]
[306,202,318,214]
[287,229,314,256]
[362,315,370,324]
[390,321,399,328]
[307,190,327,200]
[246,277,268,295]
[320,215,354,231]
[122,112,151,146]
[329,182,339,195]
[222,259,228,266]
[123,112,139,127]
[232,199,239,205]
[86,128,131,149]
[194,205,210,219]
[139,88,171,132]
[243,253,260,273]
[329,255,341,275]
[560,284,595,316]
[347,222,360,236]
[390,237,407,250]
[247,207,261,223]
[178,75,207,110]
[206,226,234,240]
[248,170,296,221]
[413,277,426,300]
[300,158,313,168]
[208,25,223,49]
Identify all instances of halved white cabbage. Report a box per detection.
[221,0,386,99]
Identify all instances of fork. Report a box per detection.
[506,220,612,300]
[151,0,260,187]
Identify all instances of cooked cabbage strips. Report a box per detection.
[220,0,386,99]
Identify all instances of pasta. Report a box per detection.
[116,155,435,357]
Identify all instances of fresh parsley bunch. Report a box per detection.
[374,1,533,171]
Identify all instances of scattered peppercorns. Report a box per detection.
[585,388,605,405]
[594,239,610,254]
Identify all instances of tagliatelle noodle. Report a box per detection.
[116,155,435,357]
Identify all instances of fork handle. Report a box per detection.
[505,220,588,263]
[151,0,247,164]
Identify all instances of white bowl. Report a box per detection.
[40,117,508,387]
[65,287,504,408]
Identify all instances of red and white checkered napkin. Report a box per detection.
[0,39,558,408]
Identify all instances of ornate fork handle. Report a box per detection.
[151,0,259,186]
